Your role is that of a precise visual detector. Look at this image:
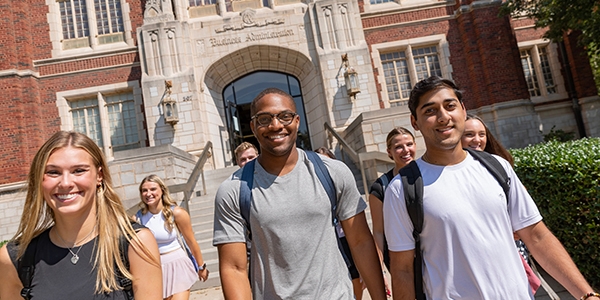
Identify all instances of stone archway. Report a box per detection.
[202,45,327,167]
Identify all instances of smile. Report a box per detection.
[267,134,287,140]
[56,192,81,200]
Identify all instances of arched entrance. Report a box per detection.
[223,71,311,164]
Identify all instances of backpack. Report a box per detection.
[238,151,351,274]
[15,222,143,300]
[375,170,393,269]
[399,148,510,300]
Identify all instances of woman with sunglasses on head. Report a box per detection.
[0,131,162,300]
[136,174,209,300]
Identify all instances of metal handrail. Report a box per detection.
[324,122,359,162]
[324,123,391,194]
[169,141,214,212]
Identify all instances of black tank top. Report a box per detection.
[8,228,129,300]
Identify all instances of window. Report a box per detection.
[57,0,125,50]
[71,98,103,147]
[370,0,393,4]
[520,44,558,98]
[68,92,141,154]
[380,45,442,106]
[189,0,217,6]
[105,94,140,151]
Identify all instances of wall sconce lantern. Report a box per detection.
[162,80,179,125]
[342,53,360,99]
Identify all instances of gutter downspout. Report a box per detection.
[558,40,587,138]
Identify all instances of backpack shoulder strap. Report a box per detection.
[135,210,143,223]
[306,151,354,267]
[239,159,256,235]
[17,237,39,300]
[306,151,337,225]
[399,160,425,300]
[379,172,390,192]
[465,148,510,202]
[118,221,144,300]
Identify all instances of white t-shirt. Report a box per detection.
[384,153,542,299]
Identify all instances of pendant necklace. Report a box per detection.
[55,224,97,265]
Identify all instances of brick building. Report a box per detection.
[0,0,598,235]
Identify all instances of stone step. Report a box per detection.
[184,168,237,290]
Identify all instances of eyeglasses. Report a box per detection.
[251,111,297,127]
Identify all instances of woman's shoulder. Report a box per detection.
[171,205,190,221]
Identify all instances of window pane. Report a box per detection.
[95,0,124,35]
[71,98,103,147]
[412,46,441,81]
[520,49,540,97]
[59,0,89,39]
[370,0,393,4]
[381,51,411,103]
[538,46,557,94]
[105,93,140,151]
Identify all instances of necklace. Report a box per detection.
[55,224,97,265]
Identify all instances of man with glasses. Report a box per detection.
[213,88,386,299]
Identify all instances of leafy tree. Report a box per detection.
[500,0,600,93]
[500,0,600,47]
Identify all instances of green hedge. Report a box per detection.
[511,137,600,288]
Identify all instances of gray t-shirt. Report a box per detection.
[213,149,366,299]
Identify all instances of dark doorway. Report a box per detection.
[223,71,311,165]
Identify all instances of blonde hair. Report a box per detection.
[235,142,258,159]
[13,131,158,293]
[385,127,416,160]
[138,174,178,232]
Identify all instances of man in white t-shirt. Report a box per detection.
[213,88,386,299]
[383,76,599,300]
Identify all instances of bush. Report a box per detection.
[511,138,600,288]
[0,240,7,247]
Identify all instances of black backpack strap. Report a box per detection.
[118,222,144,300]
[399,160,425,300]
[18,237,39,300]
[465,148,510,202]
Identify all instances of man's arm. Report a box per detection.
[517,221,599,300]
[341,211,386,300]
[217,242,252,300]
[389,249,415,300]
[368,193,386,264]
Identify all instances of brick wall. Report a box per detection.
[450,4,530,109]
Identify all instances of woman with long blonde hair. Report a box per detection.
[136,174,209,300]
[0,131,162,299]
